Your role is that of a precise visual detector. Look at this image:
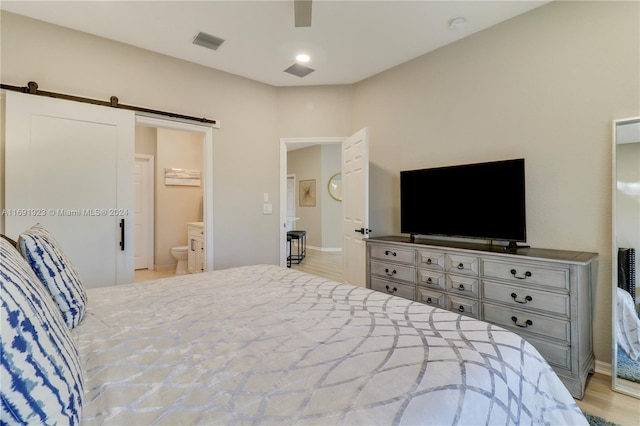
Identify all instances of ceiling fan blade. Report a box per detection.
[294,0,312,27]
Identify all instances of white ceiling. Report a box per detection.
[1,0,551,87]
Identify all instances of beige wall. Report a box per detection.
[277,85,353,138]
[351,0,640,364]
[321,145,342,249]
[1,1,639,365]
[135,125,157,157]
[155,128,203,269]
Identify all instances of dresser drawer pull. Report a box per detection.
[385,268,397,277]
[510,292,533,304]
[426,277,433,284]
[457,263,464,270]
[426,258,432,265]
[511,316,533,328]
[510,269,532,279]
[458,305,465,312]
[426,297,433,303]
[385,250,397,256]
[457,284,465,291]
[385,285,397,294]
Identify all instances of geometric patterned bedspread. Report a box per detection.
[72,264,587,425]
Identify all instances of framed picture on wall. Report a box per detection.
[299,179,316,207]
[164,168,201,186]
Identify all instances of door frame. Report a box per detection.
[279,137,345,267]
[137,114,215,272]
[134,154,155,270]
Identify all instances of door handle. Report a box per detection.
[355,228,372,234]
[119,218,125,251]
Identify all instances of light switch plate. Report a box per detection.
[263,203,273,214]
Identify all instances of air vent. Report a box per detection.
[284,63,315,78]
[193,32,225,51]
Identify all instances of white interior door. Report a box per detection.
[134,155,154,270]
[286,175,296,232]
[342,127,370,287]
[5,91,135,287]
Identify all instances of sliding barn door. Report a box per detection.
[5,91,135,287]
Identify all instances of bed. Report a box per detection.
[1,226,588,425]
[616,287,640,362]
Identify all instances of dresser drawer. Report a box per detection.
[417,269,446,290]
[370,245,415,264]
[447,295,480,319]
[370,261,414,283]
[483,303,570,343]
[446,274,479,298]
[417,249,446,271]
[482,259,569,290]
[416,288,446,309]
[483,280,570,317]
[371,278,415,300]
[526,336,571,370]
[445,253,479,276]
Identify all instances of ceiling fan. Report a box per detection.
[294,0,312,27]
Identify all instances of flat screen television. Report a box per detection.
[400,158,526,245]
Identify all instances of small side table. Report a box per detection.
[287,230,306,266]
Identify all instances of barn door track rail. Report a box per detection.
[1,81,217,125]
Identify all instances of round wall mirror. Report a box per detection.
[328,173,342,201]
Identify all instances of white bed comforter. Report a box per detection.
[73,265,586,425]
[616,287,640,361]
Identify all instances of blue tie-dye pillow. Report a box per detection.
[1,238,83,424]
[18,224,87,329]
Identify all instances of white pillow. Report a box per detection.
[18,224,87,328]
[1,238,84,424]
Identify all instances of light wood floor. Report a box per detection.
[290,247,343,282]
[577,373,640,425]
[137,250,640,425]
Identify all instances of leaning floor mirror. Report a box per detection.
[612,116,640,398]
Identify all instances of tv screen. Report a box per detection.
[400,158,526,243]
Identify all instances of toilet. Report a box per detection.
[170,246,188,275]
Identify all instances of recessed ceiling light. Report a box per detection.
[296,54,310,63]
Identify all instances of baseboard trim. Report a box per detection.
[306,245,342,252]
[594,360,612,376]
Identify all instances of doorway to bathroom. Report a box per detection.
[133,115,214,282]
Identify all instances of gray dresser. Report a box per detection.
[366,236,598,399]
